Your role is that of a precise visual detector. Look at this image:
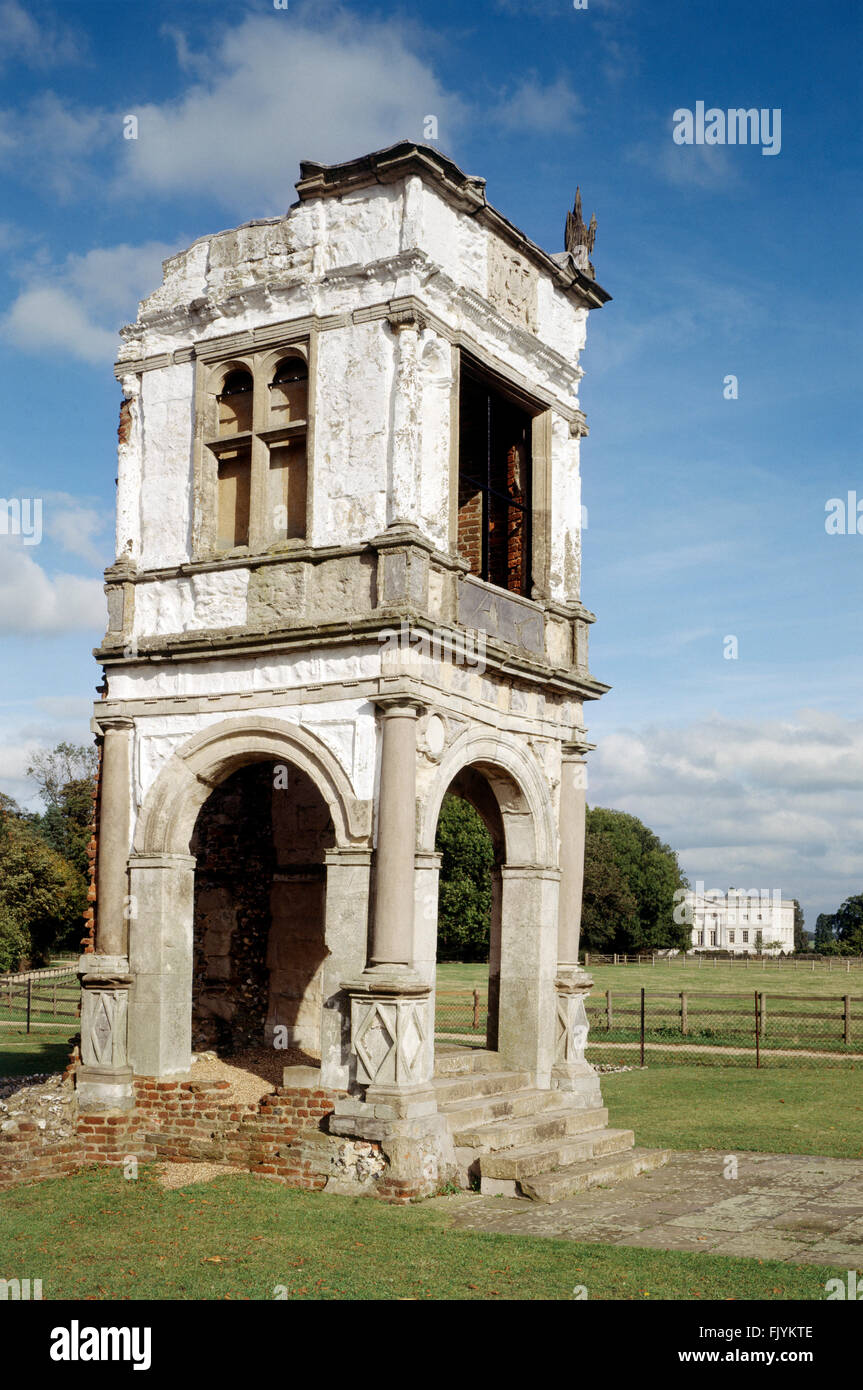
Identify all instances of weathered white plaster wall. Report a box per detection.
[311,319,392,545]
[116,165,594,620]
[132,571,250,637]
[139,362,195,568]
[549,415,583,604]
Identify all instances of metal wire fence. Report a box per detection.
[434,989,488,1042]
[585,987,863,1067]
[0,967,80,1032]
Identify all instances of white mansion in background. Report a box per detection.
[683,888,796,954]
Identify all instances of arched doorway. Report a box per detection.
[433,768,504,1052]
[418,735,560,1084]
[128,716,372,1080]
[190,760,334,1062]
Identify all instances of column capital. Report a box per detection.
[373,693,424,717]
[93,712,135,736]
[386,308,425,333]
[561,739,593,760]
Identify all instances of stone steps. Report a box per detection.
[434,1048,668,1203]
[433,1048,508,1078]
[479,1127,635,1185]
[519,1147,671,1203]
[432,1069,533,1105]
[452,1104,610,1153]
[439,1088,589,1133]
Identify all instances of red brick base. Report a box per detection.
[0,1075,424,1200]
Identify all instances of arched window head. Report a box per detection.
[270,355,308,425]
[218,368,253,436]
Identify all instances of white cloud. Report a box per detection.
[117,12,468,212]
[0,0,83,70]
[0,699,95,811]
[588,710,863,926]
[490,75,581,134]
[629,136,737,191]
[2,241,179,364]
[43,492,113,566]
[0,542,104,634]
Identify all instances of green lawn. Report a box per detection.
[602,1064,863,1159]
[585,959,863,998]
[0,1167,841,1301]
[0,1026,77,1078]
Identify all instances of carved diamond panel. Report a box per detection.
[350,994,429,1086]
[555,990,590,1065]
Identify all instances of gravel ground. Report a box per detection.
[187,1046,320,1104]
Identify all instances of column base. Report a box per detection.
[77,954,134,1109]
[76,1064,134,1112]
[341,965,433,1091]
[551,968,602,1104]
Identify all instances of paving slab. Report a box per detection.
[434,1151,863,1266]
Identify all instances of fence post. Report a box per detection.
[844,995,851,1046]
[26,977,32,1035]
[472,988,479,1030]
[640,987,645,1067]
[680,991,688,1036]
[53,981,57,1016]
[754,990,761,1068]
[606,989,613,1031]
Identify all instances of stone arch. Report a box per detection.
[419,729,556,868]
[134,714,371,858]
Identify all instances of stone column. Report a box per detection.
[332,698,455,1194]
[498,866,560,1089]
[386,311,422,529]
[369,699,420,969]
[413,849,442,1084]
[319,848,373,1093]
[77,715,135,1110]
[552,742,602,1104]
[558,745,587,967]
[126,852,196,1078]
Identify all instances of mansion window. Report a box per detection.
[457,358,534,596]
[697,932,703,946]
[205,348,309,554]
[728,931,736,944]
[710,931,716,946]
[742,931,749,944]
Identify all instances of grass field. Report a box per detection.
[0,1026,78,1078]
[0,1167,842,1301]
[602,1065,863,1159]
[437,960,863,998]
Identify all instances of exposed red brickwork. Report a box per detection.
[81,740,100,954]
[457,484,482,574]
[117,397,132,447]
[0,1078,423,1202]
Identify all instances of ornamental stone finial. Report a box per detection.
[565,187,597,277]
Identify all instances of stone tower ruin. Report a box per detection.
[77,144,663,1197]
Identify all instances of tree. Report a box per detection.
[0,899,30,973]
[814,912,838,954]
[829,895,863,955]
[581,807,690,954]
[27,742,97,809]
[792,899,808,952]
[435,795,494,962]
[0,793,84,966]
[581,832,638,952]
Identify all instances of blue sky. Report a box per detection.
[0,0,860,929]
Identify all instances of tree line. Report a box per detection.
[0,743,96,972]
